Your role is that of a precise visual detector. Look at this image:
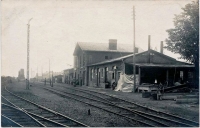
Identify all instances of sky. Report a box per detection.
[1,0,193,77]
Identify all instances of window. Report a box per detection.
[112,66,115,70]
[105,67,108,71]
[112,72,115,79]
[105,56,108,59]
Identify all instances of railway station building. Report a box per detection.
[73,39,144,86]
[87,49,195,90]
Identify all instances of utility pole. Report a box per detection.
[132,6,136,92]
[26,18,33,90]
[52,71,53,87]
[37,67,38,82]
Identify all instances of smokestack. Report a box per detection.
[148,35,151,51]
[160,41,163,54]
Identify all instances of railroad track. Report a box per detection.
[1,114,23,127]
[2,87,89,127]
[43,87,153,127]
[1,99,44,127]
[65,86,199,126]
[42,85,199,127]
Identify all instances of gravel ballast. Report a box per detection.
[2,81,199,126]
[3,82,137,127]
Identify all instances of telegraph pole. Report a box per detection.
[26,18,33,90]
[37,67,38,82]
[52,71,53,87]
[132,6,136,92]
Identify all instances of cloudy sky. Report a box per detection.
[2,0,192,77]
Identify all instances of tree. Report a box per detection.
[165,0,199,87]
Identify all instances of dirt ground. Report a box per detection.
[2,81,199,126]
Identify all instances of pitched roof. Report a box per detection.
[88,50,146,66]
[77,42,144,53]
[87,49,192,66]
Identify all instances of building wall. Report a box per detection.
[86,51,131,65]
[88,61,124,88]
[74,47,132,86]
[74,47,189,87]
[63,68,74,84]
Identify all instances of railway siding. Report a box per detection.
[3,81,199,127]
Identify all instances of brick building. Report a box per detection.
[73,39,144,86]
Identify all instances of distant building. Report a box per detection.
[63,68,74,84]
[73,39,144,86]
[54,75,63,83]
[18,69,25,81]
[53,72,63,76]
[42,71,62,80]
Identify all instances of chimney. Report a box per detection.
[109,39,117,50]
[160,41,163,54]
[148,35,151,51]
